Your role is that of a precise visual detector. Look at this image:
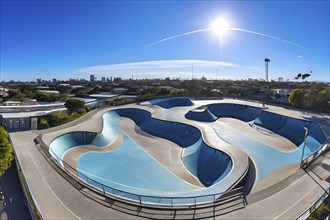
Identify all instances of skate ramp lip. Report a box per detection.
[185,106,217,122]
[146,97,194,109]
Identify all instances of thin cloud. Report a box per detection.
[297,55,303,58]
[77,60,261,73]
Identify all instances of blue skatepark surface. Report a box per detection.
[49,97,327,204]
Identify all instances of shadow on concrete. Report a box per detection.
[325,176,330,184]
[0,161,32,220]
[242,158,256,198]
[321,163,330,172]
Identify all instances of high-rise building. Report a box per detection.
[101,77,106,83]
[264,58,270,82]
[90,74,95,82]
[278,77,283,82]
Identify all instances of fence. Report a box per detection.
[36,134,246,210]
[301,143,330,169]
[296,186,330,220]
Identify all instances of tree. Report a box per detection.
[315,89,330,111]
[304,86,319,109]
[295,72,311,84]
[288,89,304,108]
[8,89,25,102]
[302,73,311,80]
[39,117,49,128]
[65,98,85,113]
[294,73,302,80]
[0,127,13,176]
[49,111,67,124]
[57,85,71,94]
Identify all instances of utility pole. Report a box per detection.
[131,68,134,79]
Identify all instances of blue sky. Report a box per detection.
[1,1,329,82]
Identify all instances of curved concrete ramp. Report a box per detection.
[185,107,217,122]
[190,103,327,153]
[253,110,327,152]
[45,105,250,205]
[49,111,121,165]
[115,108,233,187]
[148,97,194,109]
[62,132,123,171]
[182,138,232,187]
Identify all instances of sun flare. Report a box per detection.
[211,17,230,35]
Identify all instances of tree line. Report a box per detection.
[288,86,329,111]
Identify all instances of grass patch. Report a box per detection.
[309,199,330,220]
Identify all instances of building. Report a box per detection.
[270,89,293,98]
[90,74,95,82]
[278,77,284,82]
[0,88,9,103]
[113,88,129,94]
[3,101,22,106]
[101,77,106,83]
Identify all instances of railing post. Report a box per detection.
[213,194,216,219]
[139,195,142,205]
[193,197,196,219]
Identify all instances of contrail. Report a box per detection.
[148,27,307,49]
[229,28,307,49]
[147,29,209,47]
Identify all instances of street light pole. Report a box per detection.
[300,127,309,168]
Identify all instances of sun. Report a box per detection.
[211,17,230,36]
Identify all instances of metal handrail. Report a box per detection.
[301,142,329,169]
[296,186,330,220]
[37,134,245,208]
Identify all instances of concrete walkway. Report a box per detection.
[220,152,330,219]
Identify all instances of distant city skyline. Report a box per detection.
[1,1,329,82]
